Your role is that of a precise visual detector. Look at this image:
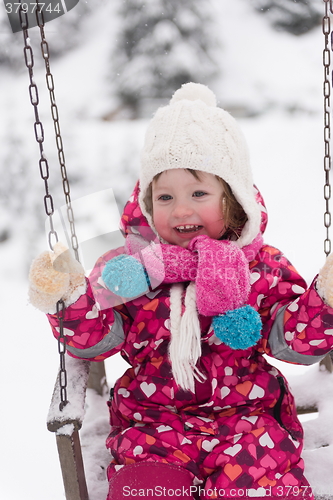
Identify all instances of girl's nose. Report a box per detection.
[172,202,193,218]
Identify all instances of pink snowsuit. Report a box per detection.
[47,183,333,499]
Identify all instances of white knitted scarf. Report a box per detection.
[169,282,206,392]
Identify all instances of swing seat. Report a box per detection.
[47,356,110,500]
[47,354,333,500]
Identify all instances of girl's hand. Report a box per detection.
[28,242,86,313]
[188,235,251,316]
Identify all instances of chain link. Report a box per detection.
[323,0,332,256]
[18,1,70,410]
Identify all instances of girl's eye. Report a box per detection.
[158,194,172,201]
[193,191,207,198]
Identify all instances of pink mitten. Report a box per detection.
[188,235,250,316]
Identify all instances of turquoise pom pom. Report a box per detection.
[102,254,150,298]
[212,305,262,350]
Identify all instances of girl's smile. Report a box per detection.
[175,224,203,233]
[152,169,225,247]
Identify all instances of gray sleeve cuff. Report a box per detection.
[268,305,326,365]
[66,310,125,359]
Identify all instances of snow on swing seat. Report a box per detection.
[47,355,333,500]
[47,356,90,433]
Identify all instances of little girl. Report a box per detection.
[29,83,333,500]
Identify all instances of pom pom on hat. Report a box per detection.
[170,82,217,107]
[212,305,262,350]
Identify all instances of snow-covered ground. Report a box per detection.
[1,0,333,499]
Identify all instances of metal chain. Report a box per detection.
[35,8,80,263]
[18,3,59,250]
[18,1,69,410]
[323,0,332,256]
[56,299,68,411]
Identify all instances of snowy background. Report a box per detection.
[1,0,333,498]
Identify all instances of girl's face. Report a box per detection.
[152,169,225,248]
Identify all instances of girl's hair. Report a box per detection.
[143,169,248,239]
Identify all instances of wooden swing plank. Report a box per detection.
[56,429,89,500]
[47,357,109,500]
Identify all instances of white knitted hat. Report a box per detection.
[139,82,261,247]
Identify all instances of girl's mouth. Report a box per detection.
[175,224,203,234]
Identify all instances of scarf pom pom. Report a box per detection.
[212,305,262,350]
[102,254,150,298]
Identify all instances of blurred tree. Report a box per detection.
[110,0,219,117]
[251,0,322,35]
